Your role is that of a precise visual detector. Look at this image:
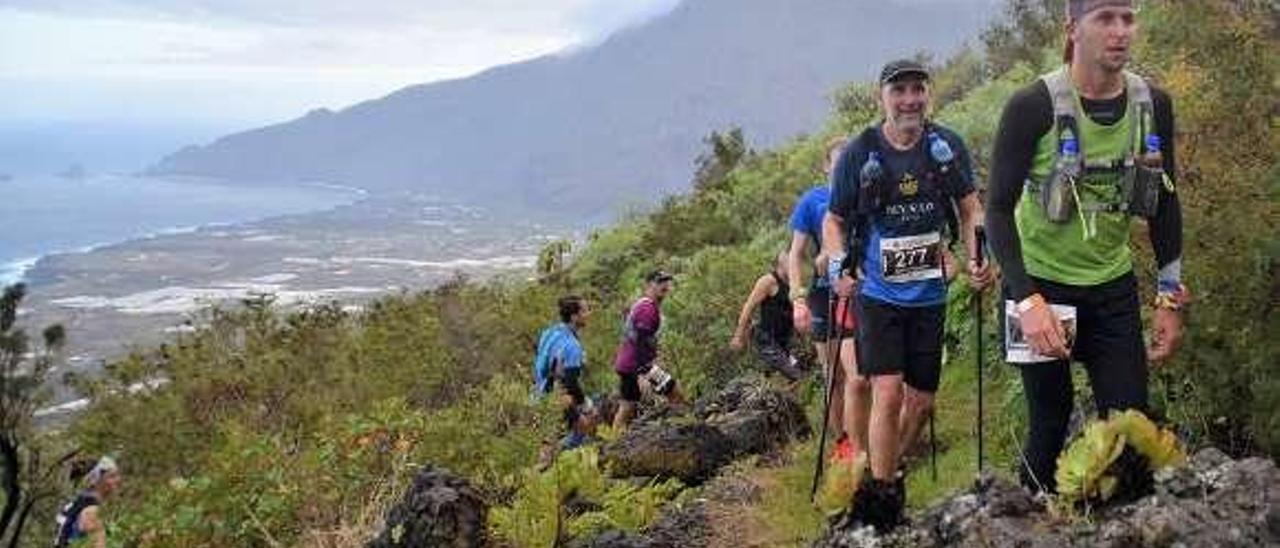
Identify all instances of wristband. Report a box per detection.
[1016,294,1047,315]
[1155,283,1190,311]
[827,254,846,284]
[1157,259,1182,293]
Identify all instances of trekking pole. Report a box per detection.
[810,292,846,501]
[930,410,938,482]
[974,226,987,475]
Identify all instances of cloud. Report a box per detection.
[0,0,677,33]
[0,1,682,124]
[0,7,577,79]
[0,1,684,76]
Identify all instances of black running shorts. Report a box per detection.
[856,296,945,392]
[618,366,677,402]
[618,371,642,402]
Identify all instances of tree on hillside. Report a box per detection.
[981,0,1064,74]
[1134,0,1280,456]
[830,82,879,133]
[1,284,76,548]
[693,127,750,194]
[537,239,574,285]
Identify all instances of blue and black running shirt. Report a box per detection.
[828,125,975,307]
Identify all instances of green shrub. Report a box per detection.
[489,447,683,547]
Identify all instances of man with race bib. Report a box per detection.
[612,270,688,430]
[823,59,993,531]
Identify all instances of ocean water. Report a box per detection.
[0,174,364,285]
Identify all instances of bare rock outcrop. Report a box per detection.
[815,448,1280,547]
[367,465,488,548]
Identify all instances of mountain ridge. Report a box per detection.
[149,0,998,219]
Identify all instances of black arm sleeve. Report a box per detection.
[1148,86,1182,271]
[985,82,1053,301]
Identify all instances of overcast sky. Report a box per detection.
[0,0,994,130]
[0,0,683,128]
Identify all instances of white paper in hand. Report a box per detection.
[1004,300,1078,363]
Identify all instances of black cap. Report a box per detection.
[645,269,674,284]
[879,59,930,85]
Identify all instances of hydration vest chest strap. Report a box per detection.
[1032,66,1162,225]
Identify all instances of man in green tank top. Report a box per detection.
[985,0,1189,493]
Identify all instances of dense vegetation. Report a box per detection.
[2,0,1275,546]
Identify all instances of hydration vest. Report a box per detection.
[1027,66,1165,229]
[845,123,963,275]
[53,491,100,548]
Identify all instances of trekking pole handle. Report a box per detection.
[974,226,987,269]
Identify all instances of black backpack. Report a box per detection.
[843,123,963,275]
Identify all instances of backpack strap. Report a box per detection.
[845,126,885,272]
[1043,66,1153,166]
[1041,66,1086,178]
[1043,66,1077,121]
[852,125,885,217]
[1124,71,1153,159]
[923,124,962,247]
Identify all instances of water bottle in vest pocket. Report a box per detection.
[1042,127,1081,224]
[1125,134,1163,219]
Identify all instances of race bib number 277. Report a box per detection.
[880,232,943,283]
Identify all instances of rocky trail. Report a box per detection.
[364,373,1280,547]
[817,447,1280,547]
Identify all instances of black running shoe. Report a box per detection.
[848,477,905,534]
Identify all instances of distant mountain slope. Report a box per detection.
[150,0,997,218]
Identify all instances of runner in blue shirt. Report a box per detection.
[787,135,870,464]
[533,295,596,448]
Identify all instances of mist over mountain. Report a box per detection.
[150,0,999,218]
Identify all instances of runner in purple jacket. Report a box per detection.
[612,269,687,430]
